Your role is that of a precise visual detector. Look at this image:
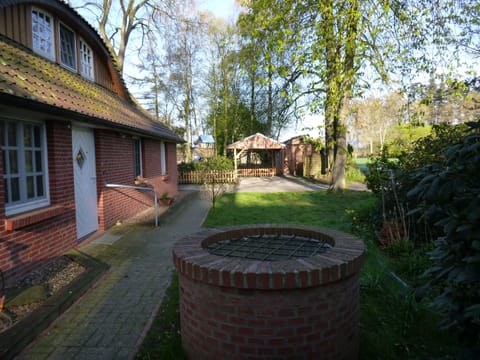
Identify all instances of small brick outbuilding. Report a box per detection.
[0,0,184,284]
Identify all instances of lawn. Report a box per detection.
[136,190,459,360]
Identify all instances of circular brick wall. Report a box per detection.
[172,225,365,360]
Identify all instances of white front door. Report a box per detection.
[72,126,98,239]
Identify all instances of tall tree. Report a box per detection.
[352,93,405,153]
[154,1,204,161]
[72,0,153,74]
[238,0,471,191]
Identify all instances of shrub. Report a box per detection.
[194,156,234,172]
[410,121,480,347]
[365,124,470,245]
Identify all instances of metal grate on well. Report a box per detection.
[206,234,332,261]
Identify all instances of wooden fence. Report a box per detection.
[237,167,277,177]
[178,170,237,184]
[178,168,279,184]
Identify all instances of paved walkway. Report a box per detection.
[20,176,365,359]
[20,191,211,360]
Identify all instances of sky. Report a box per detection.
[197,0,237,20]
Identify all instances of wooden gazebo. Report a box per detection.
[227,133,285,177]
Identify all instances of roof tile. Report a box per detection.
[0,35,183,142]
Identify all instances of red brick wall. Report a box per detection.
[0,121,77,285]
[96,130,178,230]
[1,123,179,284]
[179,273,360,360]
[174,226,365,360]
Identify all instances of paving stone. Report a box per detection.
[20,191,210,359]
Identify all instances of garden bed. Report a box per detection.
[0,250,109,359]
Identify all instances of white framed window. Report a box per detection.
[1,119,50,216]
[32,8,55,61]
[133,138,142,178]
[59,22,76,70]
[79,38,94,80]
[160,141,167,176]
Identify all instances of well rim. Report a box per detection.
[172,224,365,290]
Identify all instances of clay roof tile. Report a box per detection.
[0,35,183,143]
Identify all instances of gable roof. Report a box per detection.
[195,134,215,144]
[3,0,131,101]
[0,0,183,143]
[0,35,183,142]
[227,133,285,150]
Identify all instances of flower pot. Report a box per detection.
[159,198,174,206]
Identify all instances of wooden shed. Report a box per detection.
[284,136,324,178]
[227,133,285,177]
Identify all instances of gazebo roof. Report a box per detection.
[227,133,285,150]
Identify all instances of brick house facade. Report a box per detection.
[0,0,184,285]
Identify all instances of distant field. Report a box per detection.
[355,157,370,174]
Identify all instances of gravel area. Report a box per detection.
[0,256,85,333]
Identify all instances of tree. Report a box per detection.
[352,93,405,154]
[238,0,365,191]
[72,0,153,74]
[149,1,205,161]
[238,0,475,191]
[237,1,303,139]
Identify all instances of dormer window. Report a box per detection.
[59,23,76,71]
[31,8,94,81]
[80,39,94,80]
[32,8,55,61]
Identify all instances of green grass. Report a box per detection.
[203,190,372,230]
[137,190,460,359]
[135,272,185,360]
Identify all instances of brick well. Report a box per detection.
[172,225,365,360]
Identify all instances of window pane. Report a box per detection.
[37,176,44,197]
[80,40,94,80]
[60,23,76,69]
[9,150,18,174]
[34,126,41,147]
[7,122,17,146]
[10,177,20,202]
[25,151,33,172]
[133,139,142,177]
[35,151,43,172]
[24,124,32,146]
[32,10,53,58]
[1,120,49,213]
[27,176,35,198]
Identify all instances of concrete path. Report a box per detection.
[20,176,365,359]
[180,175,367,192]
[20,191,210,360]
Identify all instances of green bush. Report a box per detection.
[409,121,480,347]
[177,156,234,173]
[177,162,195,172]
[365,124,470,245]
[194,156,234,171]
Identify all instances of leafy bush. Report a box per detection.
[177,162,195,172]
[193,156,234,172]
[386,124,432,157]
[365,124,470,245]
[178,156,234,173]
[409,121,480,347]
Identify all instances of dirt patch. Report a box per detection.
[0,256,85,333]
